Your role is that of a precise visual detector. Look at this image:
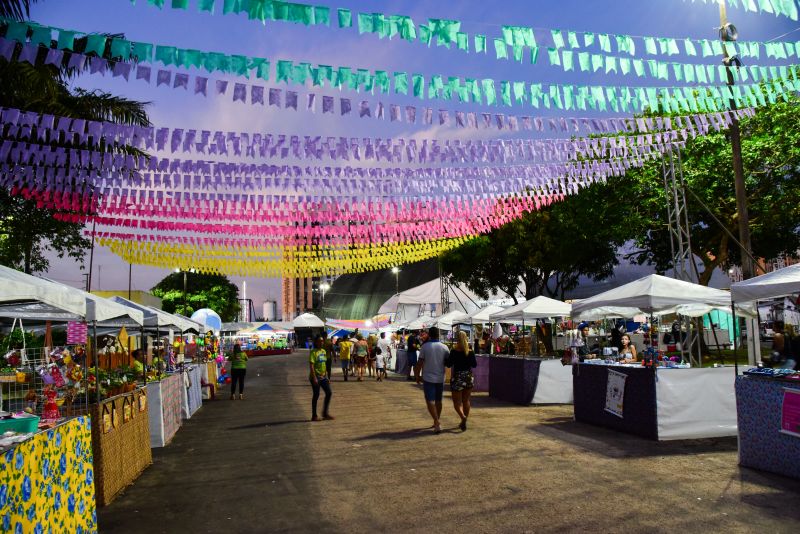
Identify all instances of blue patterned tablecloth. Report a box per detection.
[736,376,800,480]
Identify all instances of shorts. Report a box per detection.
[355,356,367,366]
[450,370,474,392]
[407,353,418,366]
[423,381,444,402]
[340,359,350,370]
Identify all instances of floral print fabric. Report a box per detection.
[1,416,97,533]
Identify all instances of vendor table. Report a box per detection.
[91,388,152,506]
[0,416,96,532]
[489,356,574,405]
[474,355,490,392]
[394,348,410,376]
[532,359,574,404]
[573,363,738,440]
[181,364,203,419]
[201,361,218,400]
[147,373,183,447]
[736,375,800,480]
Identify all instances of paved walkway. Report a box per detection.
[99,351,800,533]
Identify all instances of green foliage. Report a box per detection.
[151,272,241,322]
[624,97,800,284]
[0,14,151,273]
[442,183,632,301]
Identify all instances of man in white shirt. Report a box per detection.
[415,327,450,434]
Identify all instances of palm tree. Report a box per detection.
[0,0,151,273]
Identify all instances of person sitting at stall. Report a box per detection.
[619,334,638,362]
[570,323,600,361]
[131,349,145,375]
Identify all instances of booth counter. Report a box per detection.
[488,356,574,405]
[736,375,800,480]
[181,364,203,419]
[0,417,96,532]
[90,388,152,506]
[573,363,738,440]
[245,348,292,357]
[147,373,183,447]
[473,355,490,392]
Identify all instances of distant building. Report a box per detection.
[281,277,320,321]
[92,290,162,309]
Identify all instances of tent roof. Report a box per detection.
[467,305,506,323]
[434,310,470,329]
[292,313,324,328]
[0,266,143,325]
[731,264,800,302]
[109,297,198,331]
[571,274,731,317]
[395,277,504,307]
[404,314,435,331]
[490,296,571,322]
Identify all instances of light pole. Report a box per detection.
[320,282,330,313]
[391,266,400,295]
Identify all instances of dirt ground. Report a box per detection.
[98,351,800,533]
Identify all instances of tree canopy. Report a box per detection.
[0,6,150,273]
[441,95,800,298]
[151,272,241,322]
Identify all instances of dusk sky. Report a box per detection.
[30,0,798,315]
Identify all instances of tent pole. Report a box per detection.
[732,303,739,376]
[93,320,99,405]
[141,326,147,386]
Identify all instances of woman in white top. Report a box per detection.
[620,334,638,362]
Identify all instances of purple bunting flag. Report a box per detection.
[215,80,228,95]
[285,91,298,109]
[157,69,172,87]
[233,83,247,102]
[174,73,189,90]
[322,95,334,113]
[194,76,208,95]
[269,88,281,107]
[135,64,151,83]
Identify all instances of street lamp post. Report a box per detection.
[391,266,400,295]
[320,282,330,313]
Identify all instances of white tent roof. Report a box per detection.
[571,274,732,317]
[395,278,506,307]
[404,314,435,331]
[731,264,800,302]
[110,298,201,332]
[490,296,571,322]
[467,305,506,323]
[0,266,143,325]
[377,294,399,314]
[434,310,470,329]
[292,313,325,328]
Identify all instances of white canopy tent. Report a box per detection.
[570,274,732,318]
[385,278,518,322]
[434,310,470,329]
[731,264,800,303]
[109,297,201,332]
[0,265,143,325]
[490,296,571,323]
[467,305,506,324]
[292,313,325,328]
[403,314,435,331]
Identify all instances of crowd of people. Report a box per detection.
[300,327,477,433]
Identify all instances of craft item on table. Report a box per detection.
[23,391,37,414]
[41,387,61,421]
[37,365,56,385]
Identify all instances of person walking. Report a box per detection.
[377,332,391,380]
[309,337,334,421]
[406,331,420,381]
[415,327,450,434]
[339,335,352,381]
[446,331,477,431]
[354,334,369,381]
[228,343,248,400]
[367,333,378,377]
[322,332,334,379]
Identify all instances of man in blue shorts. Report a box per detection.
[415,327,450,434]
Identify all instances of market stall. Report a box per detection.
[181,363,203,419]
[146,372,183,447]
[731,264,800,479]
[487,297,573,404]
[573,362,738,440]
[0,416,97,533]
[473,354,491,392]
[569,274,741,440]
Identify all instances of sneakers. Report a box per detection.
[230,394,235,400]
[239,394,244,400]
[322,414,335,420]
[311,415,321,421]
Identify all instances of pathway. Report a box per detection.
[99,351,800,533]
